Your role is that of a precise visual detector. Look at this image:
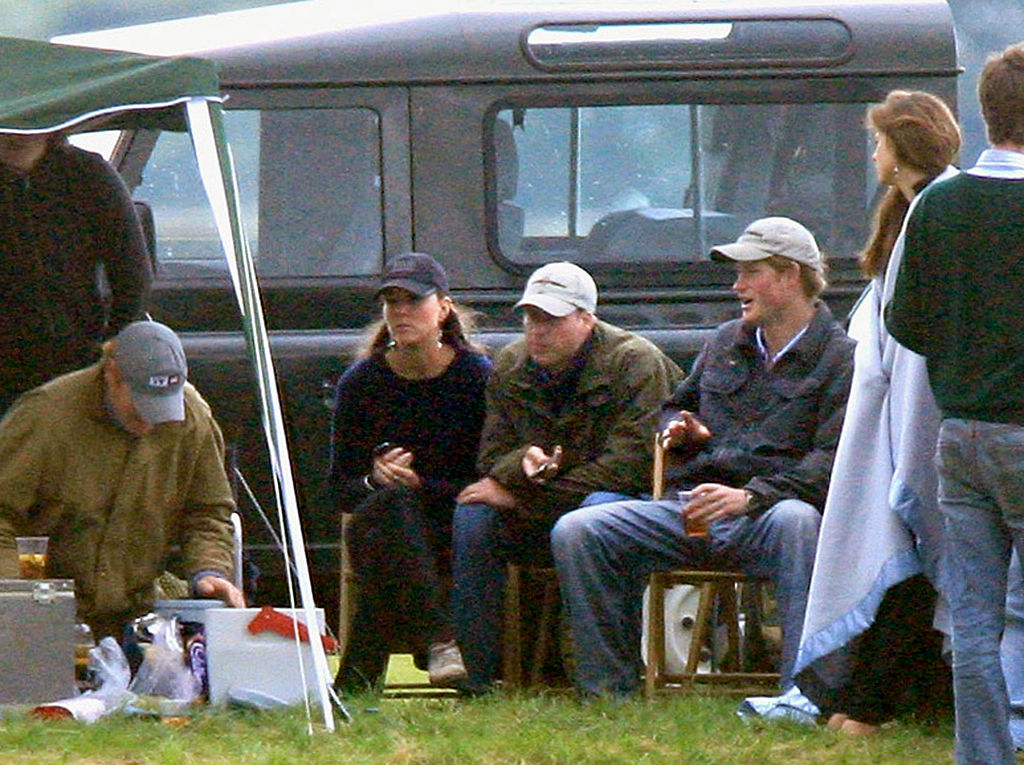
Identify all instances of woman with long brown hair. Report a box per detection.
[794,91,960,733]
[328,253,490,692]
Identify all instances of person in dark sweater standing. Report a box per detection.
[886,42,1024,765]
[329,253,490,692]
[0,132,152,414]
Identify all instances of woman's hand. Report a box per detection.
[372,446,422,488]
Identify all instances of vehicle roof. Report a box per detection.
[58,0,957,89]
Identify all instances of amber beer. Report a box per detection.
[19,553,47,579]
[679,491,708,538]
[15,536,49,579]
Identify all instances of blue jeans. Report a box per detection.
[938,418,1024,765]
[450,502,553,693]
[1003,551,1024,749]
[550,495,820,696]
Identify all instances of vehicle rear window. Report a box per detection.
[490,101,870,267]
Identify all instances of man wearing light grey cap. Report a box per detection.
[552,217,854,697]
[452,261,682,694]
[0,320,243,639]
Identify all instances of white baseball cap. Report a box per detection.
[710,216,823,272]
[514,261,598,317]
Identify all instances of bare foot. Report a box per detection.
[839,718,879,736]
[826,713,848,731]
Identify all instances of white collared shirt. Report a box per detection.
[966,148,1024,179]
[756,324,808,367]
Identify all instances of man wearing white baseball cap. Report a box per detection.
[552,217,854,697]
[0,320,244,639]
[452,261,682,694]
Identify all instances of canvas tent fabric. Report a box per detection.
[0,36,219,133]
[0,35,337,729]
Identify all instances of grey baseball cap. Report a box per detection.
[113,321,188,425]
[710,216,823,272]
[514,261,598,317]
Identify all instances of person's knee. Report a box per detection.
[768,499,821,542]
[551,508,587,556]
[551,504,617,562]
[453,502,501,551]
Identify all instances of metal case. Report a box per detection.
[0,579,76,704]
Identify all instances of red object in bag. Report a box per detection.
[245,606,337,651]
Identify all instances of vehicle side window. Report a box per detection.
[491,102,868,267]
[135,107,383,280]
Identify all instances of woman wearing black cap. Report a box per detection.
[328,253,490,692]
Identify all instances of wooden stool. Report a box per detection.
[644,568,778,696]
[644,435,780,696]
[503,563,562,689]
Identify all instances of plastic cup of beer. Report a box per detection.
[679,491,708,538]
[16,536,49,579]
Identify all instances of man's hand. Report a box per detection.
[456,476,519,510]
[660,411,711,451]
[195,574,246,608]
[682,483,750,527]
[522,444,562,484]
[372,446,423,489]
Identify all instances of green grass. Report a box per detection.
[0,656,956,765]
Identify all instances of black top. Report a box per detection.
[328,346,491,510]
[0,141,151,411]
[886,172,1024,424]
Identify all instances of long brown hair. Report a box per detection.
[860,91,960,277]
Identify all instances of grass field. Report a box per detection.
[0,655,958,765]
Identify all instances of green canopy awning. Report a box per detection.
[0,35,337,726]
[0,36,221,133]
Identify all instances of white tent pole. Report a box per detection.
[185,97,336,732]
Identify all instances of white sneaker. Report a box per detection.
[427,640,468,686]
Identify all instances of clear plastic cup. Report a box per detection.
[679,491,708,538]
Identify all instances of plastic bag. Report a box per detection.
[31,637,133,722]
[88,636,133,703]
[127,614,201,703]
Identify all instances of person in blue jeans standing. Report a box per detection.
[551,217,854,697]
[886,41,1024,765]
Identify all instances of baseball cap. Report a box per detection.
[710,217,823,272]
[113,321,188,425]
[514,261,598,317]
[375,252,449,299]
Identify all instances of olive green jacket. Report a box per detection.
[479,321,683,521]
[0,364,235,635]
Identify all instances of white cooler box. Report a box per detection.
[155,601,326,706]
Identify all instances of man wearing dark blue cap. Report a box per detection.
[0,320,243,638]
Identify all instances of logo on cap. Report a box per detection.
[147,374,182,389]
